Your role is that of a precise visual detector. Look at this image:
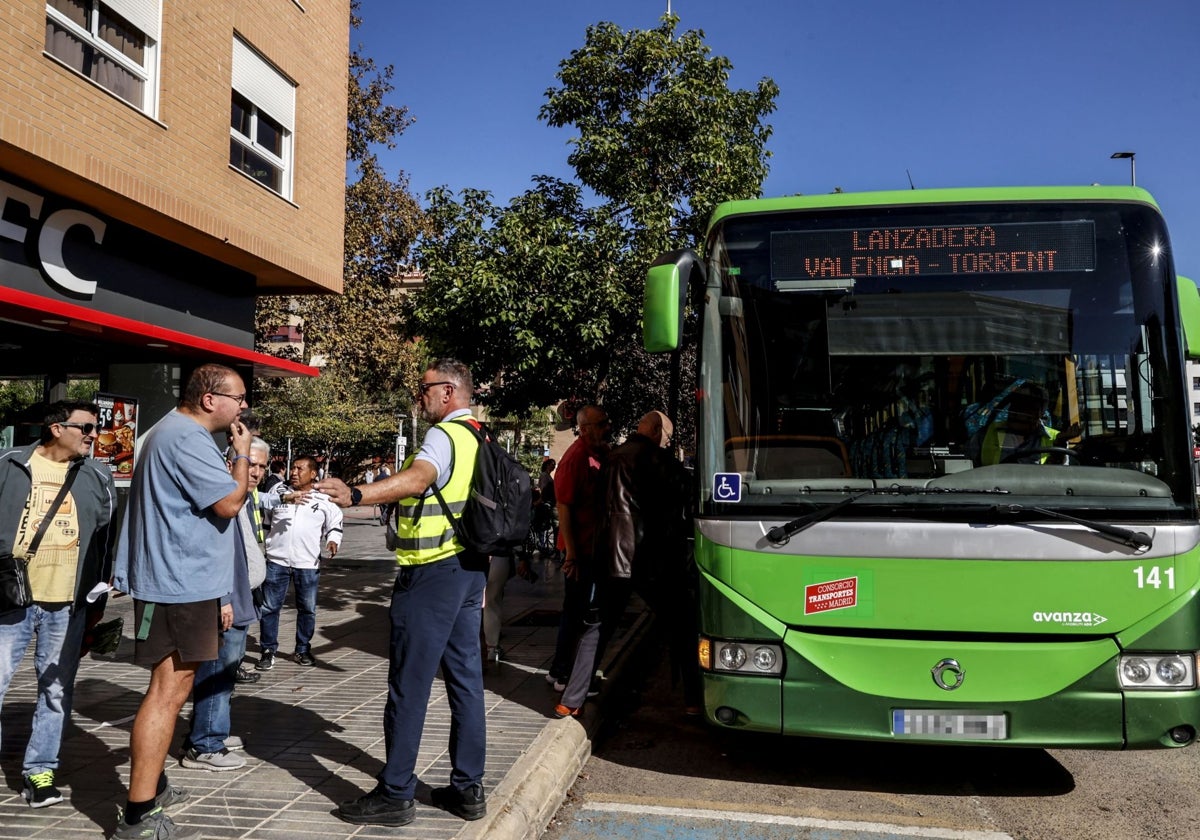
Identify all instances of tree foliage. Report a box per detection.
[411,14,777,438]
[0,380,40,426]
[408,177,628,416]
[252,369,402,476]
[540,14,778,250]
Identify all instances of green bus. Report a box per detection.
[644,186,1200,748]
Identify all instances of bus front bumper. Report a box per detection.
[700,637,1200,749]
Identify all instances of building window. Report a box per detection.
[1193,377,1200,390]
[44,0,159,113]
[230,37,295,200]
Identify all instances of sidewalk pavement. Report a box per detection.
[0,506,650,839]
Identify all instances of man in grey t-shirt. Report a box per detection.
[109,363,253,840]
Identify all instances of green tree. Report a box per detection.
[409,177,627,416]
[539,14,778,250]
[411,14,777,437]
[253,369,402,476]
[0,380,40,426]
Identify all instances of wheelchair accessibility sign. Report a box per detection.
[713,472,742,503]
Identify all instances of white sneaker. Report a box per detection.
[224,735,244,751]
[180,747,245,771]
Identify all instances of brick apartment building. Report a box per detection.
[0,0,348,443]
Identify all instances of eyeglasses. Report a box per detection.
[210,391,248,405]
[418,381,455,395]
[59,422,96,435]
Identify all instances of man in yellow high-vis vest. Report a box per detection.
[317,358,488,829]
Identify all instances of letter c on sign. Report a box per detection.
[39,208,105,296]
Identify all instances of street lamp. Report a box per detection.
[1111,151,1136,186]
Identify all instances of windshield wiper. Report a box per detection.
[764,486,1015,544]
[995,504,1153,550]
[767,491,872,543]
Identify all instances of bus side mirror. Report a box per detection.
[1178,276,1200,359]
[644,249,702,353]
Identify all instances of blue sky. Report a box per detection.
[354,0,1200,273]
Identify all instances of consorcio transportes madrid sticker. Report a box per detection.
[804,576,858,615]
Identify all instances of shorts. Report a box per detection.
[133,599,220,666]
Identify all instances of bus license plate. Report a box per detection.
[892,710,1008,740]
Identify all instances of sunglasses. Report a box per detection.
[59,422,96,435]
[418,381,455,395]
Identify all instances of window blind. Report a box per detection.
[105,0,160,41]
[232,36,295,132]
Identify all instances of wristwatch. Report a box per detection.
[349,486,363,506]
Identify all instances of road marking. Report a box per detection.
[580,802,1014,839]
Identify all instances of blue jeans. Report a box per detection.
[259,563,320,654]
[380,554,487,799]
[0,603,87,775]
[186,625,247,754]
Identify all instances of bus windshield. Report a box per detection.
[700,198,1194,516]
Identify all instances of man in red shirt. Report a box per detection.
[546,405,610,688]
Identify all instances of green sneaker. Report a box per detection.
[110,805,199,839]
[22,770,63,808]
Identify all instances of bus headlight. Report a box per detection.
[752,646,778,672]
[1119,653,1197,689]
[1157,657,1191,685]
[1121,657,1151,684]
[719,644,747,670]
[702,637,784,676]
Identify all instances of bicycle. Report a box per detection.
[529,502,560,564]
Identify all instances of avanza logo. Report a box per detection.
[1032,610,1108,628]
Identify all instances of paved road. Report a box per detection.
[543,636,1200,840]
[556,802,1012,840]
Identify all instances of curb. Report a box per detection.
[459,718,591,840]
[464,608,656,840]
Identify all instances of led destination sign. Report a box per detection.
[772,220,1096,280]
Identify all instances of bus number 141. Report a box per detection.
[1133,566,1175,590]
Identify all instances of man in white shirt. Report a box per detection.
[255,455,342,670]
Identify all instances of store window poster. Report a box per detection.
[93,393,137,484]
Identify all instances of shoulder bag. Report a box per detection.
[0,465,80,612]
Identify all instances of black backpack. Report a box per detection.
[432,420,533,556]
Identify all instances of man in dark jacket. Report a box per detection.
[556,410,695,717]
[0,401,116,808]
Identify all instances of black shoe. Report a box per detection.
[235,667,260,684]
[430,783,486,821]
[22,770,63,808]
[335,786,415,826]
[295,651,316,666]
[256,650,275,671]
